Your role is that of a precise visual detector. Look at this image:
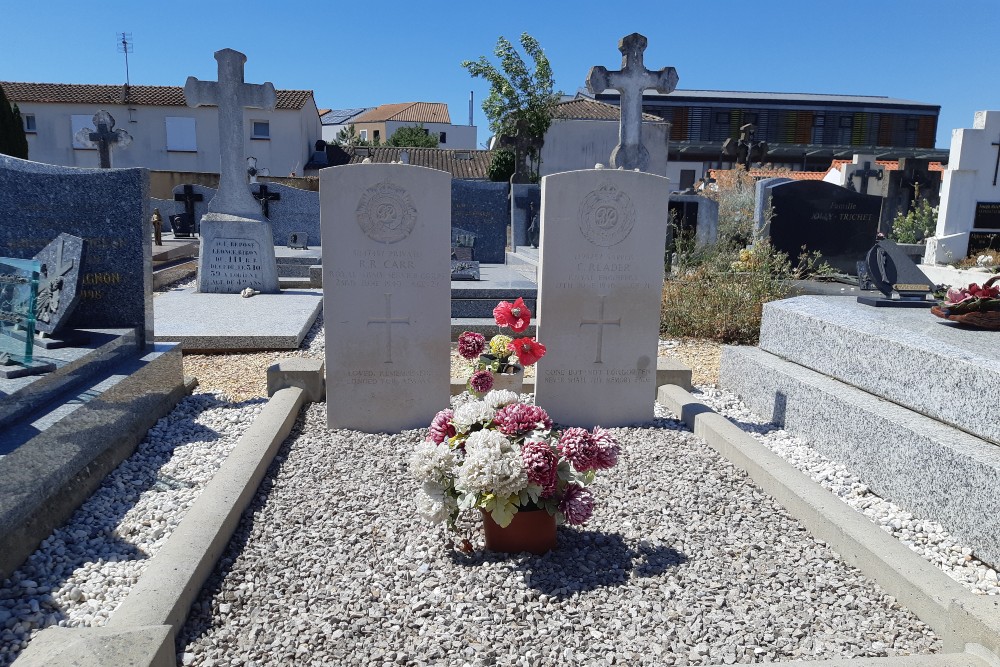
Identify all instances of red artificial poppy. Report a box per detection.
[508,337,546,366]
[493,298,532,333]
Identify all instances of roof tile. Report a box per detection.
[0,82,313,110]
[552,97,663,122]
[347,147,490,179]
[352,102,451,124]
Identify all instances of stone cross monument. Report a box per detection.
[586,33,678,171]
[183,48,280,293]
[185,48,276,220]
[73,110,132,169]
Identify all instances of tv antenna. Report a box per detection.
[117,33,133,88]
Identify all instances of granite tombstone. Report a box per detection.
[534,168,670,427]
[321,164,451,432]
[451,180,507,263]
[32,233,85,338]
[0,156,152,346]
[857,239,934,307]
[768,180,881,272]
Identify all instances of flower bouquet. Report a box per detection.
[457,297,546,396]
[931,275,1000,329]
[410,390,620,551]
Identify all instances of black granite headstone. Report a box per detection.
[170,213,196,238]
[452,181,507,263]
[857,239,934,308]
[973,203,1000,230]
[0,156,151,346]
[768,180,882,273]
[968,231,1000,256]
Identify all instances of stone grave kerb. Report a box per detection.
[185,48,276,221]
[586,33,678,171]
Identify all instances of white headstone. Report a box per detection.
[534,168,670,427]
[321,164,452,432]
[925,110,1000,264]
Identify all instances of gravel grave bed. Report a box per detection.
[176,400,940,667]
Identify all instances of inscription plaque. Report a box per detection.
[973,202,1000,229]
[203,238,265,291]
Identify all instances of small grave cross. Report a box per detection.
[586,33,678,171]
[74,110,132,168]
[174,185,204,219]
[498,119,543,184]
[579,295,621,364]
[991,135,1000,187]
[367,293,410,364]
[252,184,281,219]
[185,48,276,219]
[851,161,884,195]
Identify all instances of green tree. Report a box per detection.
[487,149,515,182]
[333,123,380,148]
[387,124,439,148]
[0,86,28,159]
[461,32,558,149]
[890,193,938,244]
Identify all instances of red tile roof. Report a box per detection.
[348,147,491,180]
[829,159,944,172]
[352,102,451,124]
[0,82,313,110]
[709,168,828,181]
[551,97,663,122]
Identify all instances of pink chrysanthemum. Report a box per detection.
[521,440,559,497]
[559,484,594,525]
[494,403,553,437]
[426,409,455,444]
[457,331,486,360]
[589,426,620,470]
[557,427,600,471]
[469,369,494,395]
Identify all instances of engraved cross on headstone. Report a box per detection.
[586,33,678,171]
[579,295,621,364]
[252,184,281,219]
[367,293,410,364]
[851,161,884,195]
[184,48,276,219]
[74,110,132,169]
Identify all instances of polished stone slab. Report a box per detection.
[758,296,1000,444]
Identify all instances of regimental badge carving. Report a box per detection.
[356,181,417,244]
[578,184,635,247]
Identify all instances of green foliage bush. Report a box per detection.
[890,198,938,244]
[487,149,515,182]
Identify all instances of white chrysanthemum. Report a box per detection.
[483,389,519,410]
[408,440,458,484]
[416,481,457,524]
[456,431,527,498]
[452,400,495,432]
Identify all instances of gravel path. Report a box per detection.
[175,401,940,666]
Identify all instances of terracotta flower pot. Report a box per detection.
[481,507,556,555]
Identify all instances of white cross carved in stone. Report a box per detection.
[586,33,678,171]
[184,48,276,219]
[579,295,621,364]
[367,293,410,364]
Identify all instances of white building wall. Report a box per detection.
[540,118,670,178]
[16,100,320,176]
[383,120,478,149]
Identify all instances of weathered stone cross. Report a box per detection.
[367,293,410,364]
[75,110,132,168]
[586,33,678,171]
[852,161,884,195]
[499,119,543,184]
[184,48,276,219]
[579,295,621,364]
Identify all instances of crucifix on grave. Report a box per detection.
[73,110,132,169]
[991,135,1000,187]
[722,123,769,169]
[184,48,276,219]
[579,295,621,364]
[252,184,281,219]
[367,293,410,364]
[849,161,884,195]
[498,118,543,184]
[586,33,678,171]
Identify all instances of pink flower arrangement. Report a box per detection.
[410,391,620,532]
[939,276,1000,316]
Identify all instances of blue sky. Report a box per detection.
[2,0,998,150]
